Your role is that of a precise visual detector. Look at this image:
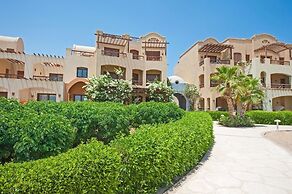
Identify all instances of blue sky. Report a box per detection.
[1,0,292,75]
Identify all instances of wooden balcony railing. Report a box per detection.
[271,83,291,89]
[270,60,290,66]
[199,60,204,66]
[101,50,127,57]
[209,59,231,65]
[0,73,24,79]
[146,56,162,61]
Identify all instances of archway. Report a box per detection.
[174,93,187,110]
[68,81,86,101]
[216,97,228,111]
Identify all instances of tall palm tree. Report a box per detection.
[212,66,240,116]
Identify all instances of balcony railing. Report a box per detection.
[199,60,204,66]
[271,83,291,89]
[33,75,49,80]
[132,80,143,86]
[132,55,144,60]
[146,56,162,61]
[270,60,290,66]
[0,73,24,79]
[101,50,127,57]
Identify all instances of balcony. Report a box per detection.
[0,73,24,79]
[271,83,291,89]
[132,55,144,60]
[146,56,162,61]
[270,59,290,66]
[132,79,143,86]
[101,50,126,57]
[200,58,230,66]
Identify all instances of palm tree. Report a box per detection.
[236,76,264,115]
[212,66,240,116]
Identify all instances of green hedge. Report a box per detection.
[111,112,213,193]
[0,112,214,193]
[207,111,228,121]
[0,140,121,193]
[246,111,292,125]
[0,110,75,163]
[129,102,185,127]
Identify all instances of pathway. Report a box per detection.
[166,123,292,194]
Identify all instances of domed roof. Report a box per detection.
[0,35,24,52]
[168,75,186,84]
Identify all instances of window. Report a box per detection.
[77,67,88,78]
[146,74,160,82]
[0,92,8,98]
[17,71,24,79]
[73,94,87,101]
[130,50,139,59]
[37,93,56,101]
[234,53,242,63]
[246,54,250,62]
[49,73,63,81]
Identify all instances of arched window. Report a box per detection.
[234,53,242,63]
[130,49,139,60]
[76,67,88,78]
[148,38,159,42]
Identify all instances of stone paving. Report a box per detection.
[166,123,292,194]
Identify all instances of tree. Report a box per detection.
[211,66,239,116]
[84,68,132,103]
[212,65,264,116]
[184,84,200,111]
[147,81,174,102]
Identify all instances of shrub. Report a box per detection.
[0,97,21,112]
[246,111,292,125]
[207,111,229,121]
[111,112,213,193]
[0,140,121,193]
[0,110,75,163]
[147,81,174,102]
[131,102,185,127]
[219,115,254,127]
[25,101,130,144]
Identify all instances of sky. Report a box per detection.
[1,0,292,75]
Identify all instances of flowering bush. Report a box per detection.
[147,81,173,102]
[84,69,132,103]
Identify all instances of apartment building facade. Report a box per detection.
[174,34,292,111]
[0,30,168,103]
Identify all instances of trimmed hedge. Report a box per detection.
[112,112,214,193]
[0,112,214,194]
[246,111,292,125]
[129,102,185,127]
[0,110,75,163]
[207,111,228,121]
[0,140,121,193]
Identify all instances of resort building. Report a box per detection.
[0,30,168,103]
[174,34,292,111]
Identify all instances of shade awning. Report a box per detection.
[198,43,233,53]
[254,42,289,53]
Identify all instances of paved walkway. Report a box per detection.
[166,123,292,194]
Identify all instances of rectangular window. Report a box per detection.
[246,54,250,62]
[0,92,8,98]
[146,74,160,82]
[49,73,63,81]
[37,93,56,101]
[73,94,87,101]
[77,67,88,78]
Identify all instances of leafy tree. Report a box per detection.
[147,81,174,102]
[184,84,200,111]
[84,68,132,103]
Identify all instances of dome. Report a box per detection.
[168,75,186,84]
[72,44,95,52]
